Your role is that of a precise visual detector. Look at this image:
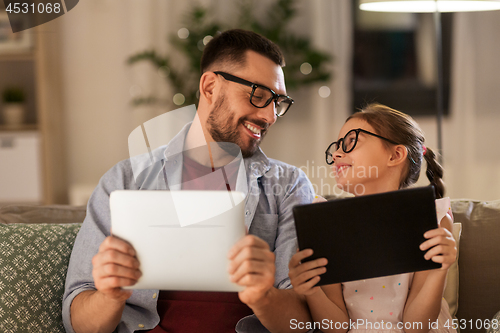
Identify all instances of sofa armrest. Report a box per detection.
[0,205,86,225]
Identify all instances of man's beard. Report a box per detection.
[207,94,268,158]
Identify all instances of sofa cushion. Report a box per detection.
[0,223,81,333]
[451,199,500,332]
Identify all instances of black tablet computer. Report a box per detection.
[292,186,441,285]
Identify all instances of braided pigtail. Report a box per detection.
[424,147,445,199]
[350,104,447,197]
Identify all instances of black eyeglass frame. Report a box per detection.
[325,128,400,165]
[213,71,294,117]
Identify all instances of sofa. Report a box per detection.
[0,205,86,333]
[0,199,499,333]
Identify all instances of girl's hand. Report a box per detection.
[288,249,328,296]
[419,226,457,271]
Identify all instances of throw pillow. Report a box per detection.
[486,310,500,333]
[443,222,462,318]
[0,223,81,333]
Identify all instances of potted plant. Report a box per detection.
[127,0,332,109]
[2,87,26,128]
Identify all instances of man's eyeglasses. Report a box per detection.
[325,128,400,165]
[213,71,294,117]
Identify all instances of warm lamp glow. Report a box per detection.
[360,0,500,12]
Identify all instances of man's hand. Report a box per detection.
[227,235,276,307]
[91,236,141,303]
[71,236,140,332]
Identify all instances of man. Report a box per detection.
[63,29,315,333]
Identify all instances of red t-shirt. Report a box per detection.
[141,155,253,333]
[180,154,239,191]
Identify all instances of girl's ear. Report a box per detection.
[199,72,218,106]
[387,145,408,167]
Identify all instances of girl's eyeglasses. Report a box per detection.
[325,128,400,165]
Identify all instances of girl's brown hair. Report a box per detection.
[346,103,445,199]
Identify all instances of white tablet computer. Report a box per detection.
[110,190,246,292]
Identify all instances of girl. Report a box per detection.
[289,104,457,333]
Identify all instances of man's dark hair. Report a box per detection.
[200,29,285,73]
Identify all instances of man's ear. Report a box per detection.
[388,145,408,167]
[199,72,218,105]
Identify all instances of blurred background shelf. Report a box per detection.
[0,53,35,62]
[0,13,66,205]
[0,131,42,204]
[0,124,38,131]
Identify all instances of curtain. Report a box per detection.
[442,10,500,200]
